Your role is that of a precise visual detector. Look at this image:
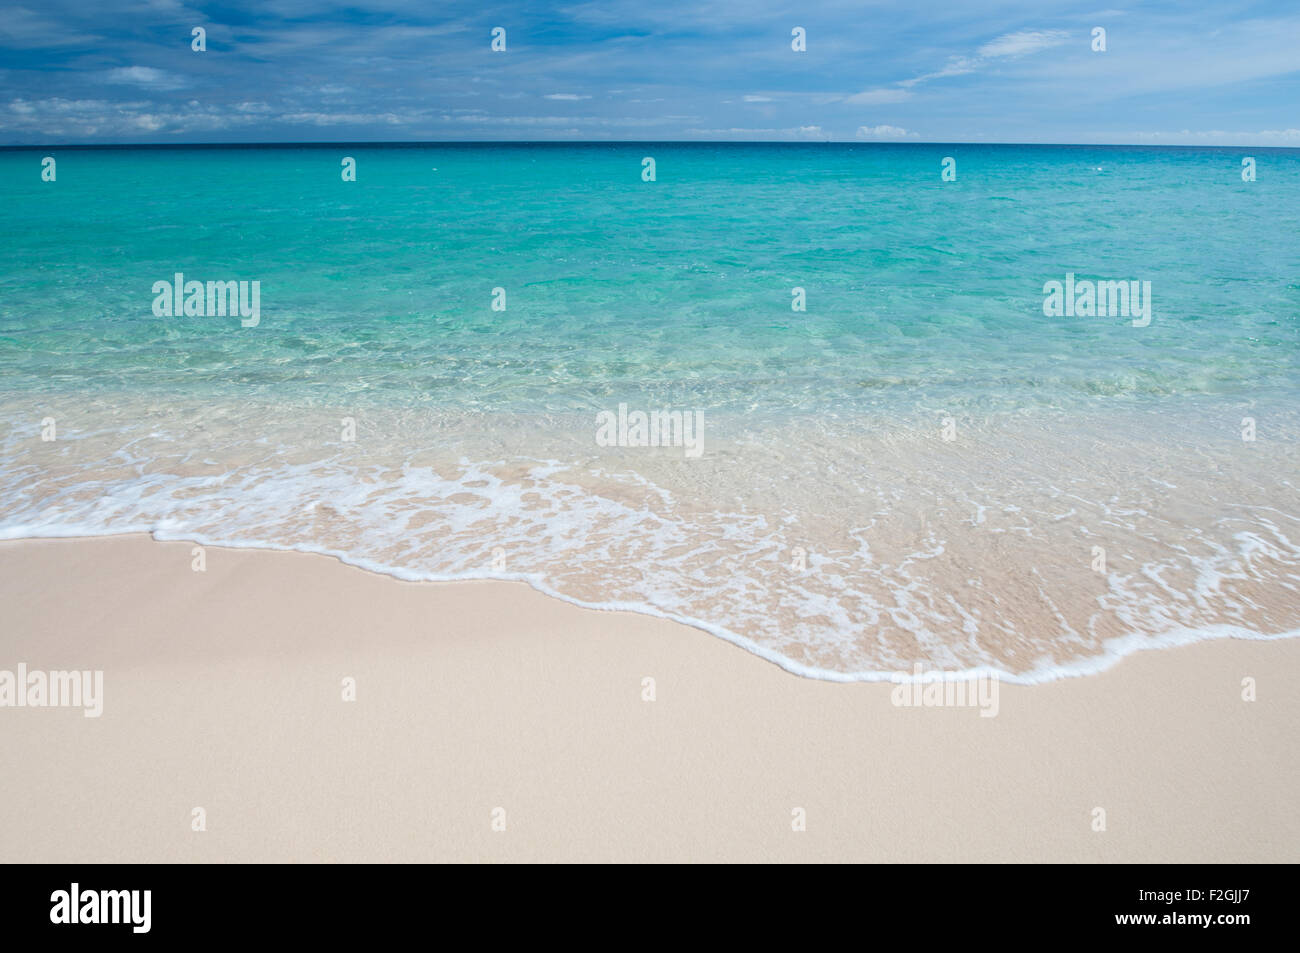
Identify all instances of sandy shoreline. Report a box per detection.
[1,533,1297,862]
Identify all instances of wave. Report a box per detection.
[3,403,1297,684]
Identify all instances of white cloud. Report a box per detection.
[0,97,422,136]
[898,57,980,88]
[101,66,186,90]
[280,111,404,126]
[856,124,914,139]
[977,30,1071,58]
[684,125,828,139]
[544,93,591,101]
[742,95,773,102]
[895,30,1071,91]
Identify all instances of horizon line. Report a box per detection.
[3,139,1297,151]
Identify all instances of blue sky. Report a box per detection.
[1,0,1297,144]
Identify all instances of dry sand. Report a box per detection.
[1,534,1296,862]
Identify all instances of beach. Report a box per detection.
[2,533,1296,863]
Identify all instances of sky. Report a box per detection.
[1,0,1298,145]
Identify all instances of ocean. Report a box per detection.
[2,142,1297,681]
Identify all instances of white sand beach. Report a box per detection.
[1,534,1296,863]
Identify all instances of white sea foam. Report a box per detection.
[2,400,1297,683]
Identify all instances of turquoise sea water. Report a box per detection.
[4,143,1297,411]
[2,144,1298,680]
